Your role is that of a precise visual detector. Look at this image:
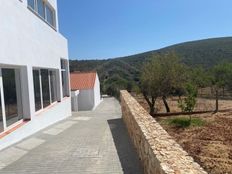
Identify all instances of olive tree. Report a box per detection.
[210,63,232,112]
[178,83,197,121]
[140,52,187,116]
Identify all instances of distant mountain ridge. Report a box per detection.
[70,37,232,95]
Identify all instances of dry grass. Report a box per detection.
[133,94,232,113]
[133,94,232,174]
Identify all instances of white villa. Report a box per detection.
[0,0,71,150]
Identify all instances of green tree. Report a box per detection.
[140,52,187,115]
[210,63,232,112]
[140,58,161,115]
[103,75,129,99]
[189,66,211,88]
[178,83,197,121]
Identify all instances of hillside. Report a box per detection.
[70,37,232,96]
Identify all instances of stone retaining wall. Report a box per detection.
[120,90,207,174]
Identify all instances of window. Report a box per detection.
[41,69,50,108]
[27,0,56,29]
[45,4,55,27]
[37,0,45,18]
[61,59,70,97]
[33,69,58,112]
[0,68,23,130]
[28,0,35,10]
[49,71,57,103]
[0,90,3,132]
[33,70,42,111]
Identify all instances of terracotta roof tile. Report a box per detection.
[70,72,97,90]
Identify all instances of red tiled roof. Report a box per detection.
[70,72,97,90]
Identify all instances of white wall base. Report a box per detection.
[92,98,103,111]
[0,98,71,151]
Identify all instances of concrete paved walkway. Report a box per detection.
[0,98,143,174]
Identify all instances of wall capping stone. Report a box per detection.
[120,90,207,174]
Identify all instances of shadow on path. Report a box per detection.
[107,118,144,174]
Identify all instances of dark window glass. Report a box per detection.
[49,71,57,103]
[61,59,65,70]
[0,90,4,133]
[37,0,45,18]
[33,70,42,111]
[28,0,35,10]
[61,59,69,97]
[41,69,50,108]
[2,69,22,127]
[45,5,55,27]
[61,71,66,97]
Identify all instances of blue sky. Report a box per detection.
[58,0,232,60]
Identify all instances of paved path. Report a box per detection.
[0,98,143,174]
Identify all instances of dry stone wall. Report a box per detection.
[120,90,207,174]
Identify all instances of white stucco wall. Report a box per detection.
[0,0,68,68]
[93,74,101,109]
[0,0,71,149]
[71,90,79,112]
[75,74,101,111]
[0,0,69,115]
[78,89,95,111]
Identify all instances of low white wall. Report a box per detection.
[0,98,71,151]
[78,89,94,111]
[71,90,79,112]
[93,74,101,109]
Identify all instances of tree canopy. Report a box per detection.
[140,53,187,115]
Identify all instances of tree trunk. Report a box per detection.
[149,106,155,116]
[189,115,192,122]
[142,93,156,116]
[162,96,170,113]
[215,89,219,113]
[223,87,225,98]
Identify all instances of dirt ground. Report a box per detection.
[133,94,232,174]
[133,94,232,113]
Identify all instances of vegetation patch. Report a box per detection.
[70,37,232,99]
[157,113,232,174]
[163,117,206,128]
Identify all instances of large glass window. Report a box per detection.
[33,69,58,112]
[61,59,70,97]
[27,0,56,28]
[45,5,55,27]
[28,0,35,10]
[0,67,24,133]
[49,71,57,103]
[0,90,3,133]
[37,0,45,18]
[2,69,22,127]
[33,70,42,111]
[41,70,50,108]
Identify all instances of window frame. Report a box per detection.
[45,3,56,28]
[27,0,56,30]
[32,68,59,113]
[49,70,58,103]
[37,0,45,19]
[27,0,36,10]
[33,69,43,111]
[0,67,24,133]
[0,69,7,131]
[60,59,70,98]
